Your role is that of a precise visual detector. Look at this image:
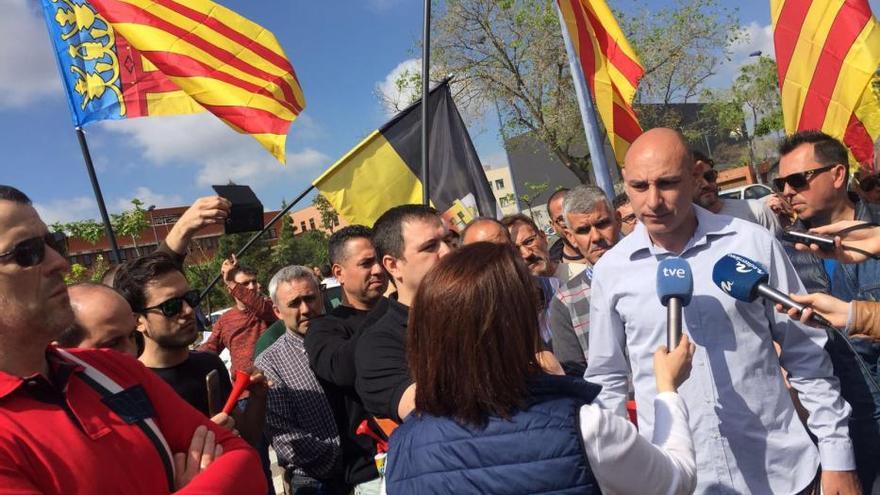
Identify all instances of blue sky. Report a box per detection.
[2,0,878,225]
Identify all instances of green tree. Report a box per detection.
[215,230,276,288]
[313,194,340,232]
[53,219,104,245]
[111,198,150,257]
[518,181,549,221]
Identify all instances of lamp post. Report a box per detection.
[147,205,160,251]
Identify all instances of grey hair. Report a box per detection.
[562,185,612,229]
[268,265,319,304]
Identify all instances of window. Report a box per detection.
[300,221,307,231]
[495,179,505,190]
[500,197,510,207]
[309,218,316,230]
[151,214,180,226]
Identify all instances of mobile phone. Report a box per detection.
[783,230,836,251]
[206,369,220,416]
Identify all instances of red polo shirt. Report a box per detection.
[0,346,266,494]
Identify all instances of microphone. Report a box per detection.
[712,253,834,328]
[657,257,693,349]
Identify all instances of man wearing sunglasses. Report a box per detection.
[778,130,880,493]
[0,185,265,494]
[691,150,781,235]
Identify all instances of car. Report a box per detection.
[719,183,774,201]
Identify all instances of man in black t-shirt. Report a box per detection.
[305,225,389,491]
[151,351,232,416]
[355,205,452,423]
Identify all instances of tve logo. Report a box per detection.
[663,267,687,278]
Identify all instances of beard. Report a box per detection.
[147,323,198,349]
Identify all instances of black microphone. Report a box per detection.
[712,253,834,328]
[657,257,693,349]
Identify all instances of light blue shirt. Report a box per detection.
[586,205,854,494]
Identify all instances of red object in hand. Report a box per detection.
[222,371,251,414]
[356,420,389,453]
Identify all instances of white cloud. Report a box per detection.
[34,196,99,225]
[0,0,63,108]
[706,22,775,90]
[112,187,182,211]
[376,58,422,116]
[98,113,330,188]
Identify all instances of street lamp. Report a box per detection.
[147,205,160,251]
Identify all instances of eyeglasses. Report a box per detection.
[140,290,201,318]
[703,169,719,183]
[0,232,67,267]
[772,165,837,192]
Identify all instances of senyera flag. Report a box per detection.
[556,0,644,165]
[39,0,304,163]
[313,80,497,230]
[772,0,880,168]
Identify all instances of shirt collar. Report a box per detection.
[628,205,738,261]
[0,346,83,400]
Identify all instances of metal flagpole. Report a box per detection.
[554,2,616,199]
[421,0,431,206]
[199,183,316,302]
[75,127,123,264]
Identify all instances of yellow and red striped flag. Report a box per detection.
[772,0,880,167]
[556,0,644,165]
[82,0,305,163]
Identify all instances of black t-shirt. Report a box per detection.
[304,302,388,485]
[354,298,410,422]
[549,237,584,263]
[150,351,232,416]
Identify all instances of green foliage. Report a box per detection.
[185,260,229,315]
[216,230,276,288]
[518,181,549,220]
[53,219,104,245]
[111,198,150,256]
[313,194,340,232]
[64,263,89,285]
[63,254,109,285]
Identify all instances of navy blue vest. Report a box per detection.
[384,374,603,495]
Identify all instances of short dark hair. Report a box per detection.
[779,130,850,169]
[0,185,31,204]
[227,265,257,282]
[408,242,542,427]
[114,252,182,311]
[372,204,439,261]
[500,213,540,234]
[328,225,373,265]
[691,150,714,168]
[612,192,630,209]
[546,188,569,215]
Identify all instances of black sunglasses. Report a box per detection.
[140,290,201,318]
[703,169,719,183]
[773,165,837,192]
[0,232,68,268]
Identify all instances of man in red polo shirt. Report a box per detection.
[0,185,265,494]
[200,256,277,376]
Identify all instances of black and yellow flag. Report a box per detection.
[313,80,497,227]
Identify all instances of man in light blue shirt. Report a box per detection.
[586,128,858,494]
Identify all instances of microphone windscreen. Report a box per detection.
[712,253,769,302]
[657,257,694,306]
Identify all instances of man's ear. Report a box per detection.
[331,263,344,284]
[383,254,400,282]
[135,313,149,334]
[272,304,282,321]
[834,164,849,190]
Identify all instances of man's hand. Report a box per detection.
[173,425,224,490]
[774,293,850,329]
[164,196,231,255]
[221,255,239,288]
[653,334,696,393]
[246,370,270,398]
[793,220,880,264]
[821,470,862,495]
[209,412,236,432]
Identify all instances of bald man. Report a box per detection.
[57,283,140,357]
[585,128,858,494]
[461,217,510,245]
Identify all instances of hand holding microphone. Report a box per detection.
[657,257,693,349]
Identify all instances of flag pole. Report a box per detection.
[75,127,123,264]
[199,183,316,302]
[554,2,616,199]
[421,0,431,206]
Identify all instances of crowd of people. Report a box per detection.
[1,127,880,494]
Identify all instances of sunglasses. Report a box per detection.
[703,169,719,183]
[0,232,68,268]
[140,289,201,318]
[772,165,837,192]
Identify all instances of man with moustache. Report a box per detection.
[501,213,580,283]
[691,150,780,234]
[256,266,344,494]
[586,129,858,494]
[613,192,637,236]
[548,185,620,376]
[0,185,265,494]
[305,225,389,493]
